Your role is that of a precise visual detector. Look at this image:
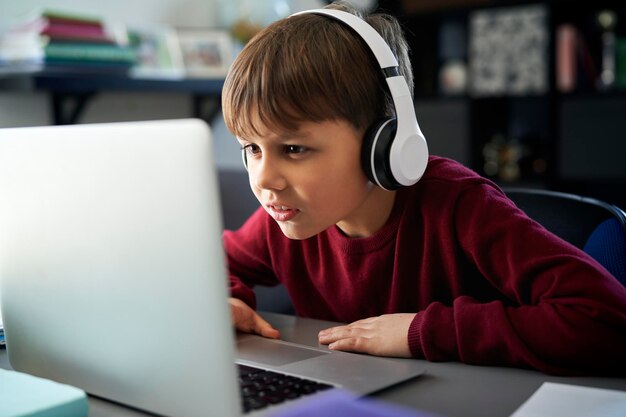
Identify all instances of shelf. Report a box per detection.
[0,67,225,125]
[393,0,626,204]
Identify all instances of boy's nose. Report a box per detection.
[253,157,287,191]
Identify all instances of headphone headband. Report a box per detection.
[241,8,428,190]
[292,9,399,69]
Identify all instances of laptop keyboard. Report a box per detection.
[238,364,333,413]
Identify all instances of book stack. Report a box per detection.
[0,10,136,74]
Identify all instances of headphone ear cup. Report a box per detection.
[361,118,402,190]
[241,148,248,171]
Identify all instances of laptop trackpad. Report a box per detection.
[237,337,328,367]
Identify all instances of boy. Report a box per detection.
[221,2,626,375]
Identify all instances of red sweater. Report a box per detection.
[224,156,626,375]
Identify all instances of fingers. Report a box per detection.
[317,314,414,358]
[229,298,280,339]
[318,322,367,348]
[327,337,369,353]
[319,325,372,354]
[318,323,369,344]
[253,314,281,339]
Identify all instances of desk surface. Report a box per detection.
[2,312,625,417]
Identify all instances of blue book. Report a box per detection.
[0,369,88,417]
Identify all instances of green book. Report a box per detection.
[44,43,137,63]
[0,369,88,417]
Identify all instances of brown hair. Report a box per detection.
[222,1,413,139]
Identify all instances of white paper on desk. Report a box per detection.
[510,382,626,417]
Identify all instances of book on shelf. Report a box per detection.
[0,8,134,72]
[44,43,136,64]
[41,23,115,44]
[36,10,103,28]
[39,10,122,45]
[556,24,577,93]
[555,23,601,93]
[0,32,45,65]
[575,30,599,91]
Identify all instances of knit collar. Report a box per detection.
[324,186,408,254]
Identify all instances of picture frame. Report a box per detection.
[129,27,185,79]
[469,4,549,96]
[175,29,234,78]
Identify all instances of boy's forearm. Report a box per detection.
[412,296,626,375]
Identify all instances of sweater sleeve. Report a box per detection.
[411,183,626,375]
[223,207,281,309]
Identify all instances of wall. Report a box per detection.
[0,0,328,169]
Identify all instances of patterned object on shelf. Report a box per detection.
[469,4,549,96]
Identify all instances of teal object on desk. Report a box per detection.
[0,369,88,417]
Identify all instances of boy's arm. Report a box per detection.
[413,184,626,374]
[223,208,282,305]
[224,208,282,338]
[320,183,626,375]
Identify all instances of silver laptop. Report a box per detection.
[0,120,424,417]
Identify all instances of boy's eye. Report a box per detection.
[242,144,261,156]
[284,145,308,155]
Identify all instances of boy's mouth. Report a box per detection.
[266,205,300,222]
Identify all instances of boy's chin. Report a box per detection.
[277,223,320,241]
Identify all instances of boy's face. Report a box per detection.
[238,119,392,240]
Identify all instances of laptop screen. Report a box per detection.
[0,119,241,417]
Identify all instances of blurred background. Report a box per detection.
[0,0,625,207]
[380,0,626,209]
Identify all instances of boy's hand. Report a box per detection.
[318,313,415,358]
[229,297,281,339]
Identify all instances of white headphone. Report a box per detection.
[243,9,429,190]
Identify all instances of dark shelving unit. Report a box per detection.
[378,0,626,207]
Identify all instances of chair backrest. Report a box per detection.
[217,169,260,231]
[503,187,626,286]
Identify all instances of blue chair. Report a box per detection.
[503,187,626,287]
